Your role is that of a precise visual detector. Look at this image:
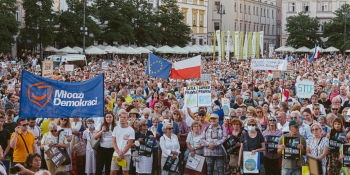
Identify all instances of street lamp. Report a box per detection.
[82,0,86,55]
[344,10,349,56]
[36,1,43,59]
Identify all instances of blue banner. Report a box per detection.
[20,70,104,118]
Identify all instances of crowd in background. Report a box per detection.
[0,53,350,175]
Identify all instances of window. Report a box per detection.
[192,10,197,27]
[244,5,246,14]
[321,2,328,12]
[15,6,19,21]
[264,8,266,17]
[182,8,188,24]
[303,2,309,12]
[192,39,196,45]
[248,6,250,15]
[199,39,203,45]
[256,7,258,16]
[267,9,269,18]
[235,22,237,30]
[253,6,255,15]
[234,3,237,12]
[214,22,220,30]
[193,0,197,5]
[199,10,204,27]
[240,4,242,13]
[215,1,220,11]
[240,23,242,30]
[271,10,274,19]
[289,2,295,12]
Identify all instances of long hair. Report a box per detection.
[330,118,344,138]
[103,111,116,131]
[56,118,71,128]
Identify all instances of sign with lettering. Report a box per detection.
[266,136,280,153]
[42,60,53,78]
[295,80,314,98]
[222,98,230,116]
[343,144,350,167]
[197,86,211,107]
[251,59,287,71]
[184,87,198,108]
[329,132,346,152]
[283,136,300,159]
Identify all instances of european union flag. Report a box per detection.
[146,53,172,79]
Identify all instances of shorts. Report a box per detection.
[111,155,131,171]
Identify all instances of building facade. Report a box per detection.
[208,0,279,50]
[281,0,350,46]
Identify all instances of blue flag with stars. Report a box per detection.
[146,53,172,79]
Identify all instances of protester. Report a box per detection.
[227,119,244,175]
[41,122,68,174]
[327,118,344,175]
[135,119,154,175]
[111,110,135,175]
[94,112,116,175]
[159,122,180,175]
[82,118,96,175]
[184,121,204,175]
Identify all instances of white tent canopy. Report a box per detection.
[275,46,295,52]
[134,47,151,54]
[104,46,122,54]
[85,46,106,55]
[44,46,58,52]
[72,46,83,53]
[172,46,188,54]
[145,45,156,51]
[309,46,324,53]
[57,47,79,54]
[156,45,176,54]
[295,46,310,53]
[324,47,339,52]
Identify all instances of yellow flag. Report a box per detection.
[255,32,260,59]
[221,31,225,61]
[213,31,216,60]
[239,31,244,60]
[247,32,252,59]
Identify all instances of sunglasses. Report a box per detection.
[155,106,160,108]
[291,117,297,120]
[21,124,29,127]
[332,108,338,110]
[51,130,57,133]
[248,124,256,126]
[257,111,262,113]
[269,120,276,122]
[167,128,173,130]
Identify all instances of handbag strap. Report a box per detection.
[19,134,29,153]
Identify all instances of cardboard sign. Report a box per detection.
[102,61,109,70]
[197,86,211,107]
[296,80,314,98]
[42,60,53,78]
[222,98,230,116]
[65,64,74,72]
[184,87,198,108]
[243,151,260,174]
[185,155,205,172]
[283,136,300,159]
[251,59,287,71]
[200,74,211,81]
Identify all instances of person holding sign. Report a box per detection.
[306,123,329,175]
[327,118,345,175]
[238,118,265,175]
[159,122,180,175]
[40,122,68,175]
[202,114,227,175]
[277,120,306,175]
[262,116,282,175]
[226,119,244,175]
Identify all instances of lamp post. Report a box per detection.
[83,0,86,55]
[36,1,43,59]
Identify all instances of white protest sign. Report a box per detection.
[296,80,314,98]
[243,151,260,174]
[197,86,211,107]
[42,60,53,78]
[200,74,211,82]
[102,61,109,70]
[184,87,198,108]
[222,98,230,116]
[251,59,287,71]
[65,64,74,72]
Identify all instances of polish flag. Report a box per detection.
[170,55,201,79]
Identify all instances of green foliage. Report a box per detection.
[157,0,191,46]
[286,12,321,48]
[54,0,101,47]
[20,0,55,50]
[324,4,350,51]
[0,0,19,53]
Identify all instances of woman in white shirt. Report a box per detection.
[57,118,73,171]
[93,112,116,175]
[83,118,96,175]
[159,123,180,175]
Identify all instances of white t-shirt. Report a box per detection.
[96,123,113,148]
[112,125,135,156]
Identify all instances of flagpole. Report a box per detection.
[148,53,151,75]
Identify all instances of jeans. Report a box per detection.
[281,167,301,175]
[206,156,224,175]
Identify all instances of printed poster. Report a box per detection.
[197,86,211,107]
[184,87,198,108]
[243,151,260,174]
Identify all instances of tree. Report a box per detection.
[20,0,55,54]
[0,0,19,53]
[286,12,321,48]
[323,4,350,51]
[157,0,190,46]
[54,0,101,47]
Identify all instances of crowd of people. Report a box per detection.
[0,53,349,175]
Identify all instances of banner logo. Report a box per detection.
[28,82,53,108]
